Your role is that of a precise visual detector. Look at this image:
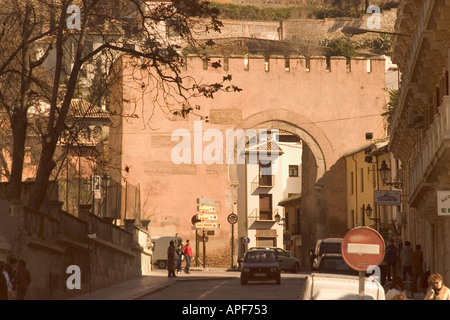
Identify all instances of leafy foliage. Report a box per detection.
[326,37,356,60]
[0,0,236,210]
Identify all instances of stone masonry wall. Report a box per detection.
[0,198,148,299]
[109,53,387,267]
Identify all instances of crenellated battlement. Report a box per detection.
[183,54,385,75]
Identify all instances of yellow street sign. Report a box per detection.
[197,213,218,220]
[195,222,222,229]
[197,205,216,212]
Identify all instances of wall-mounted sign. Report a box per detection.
[437,191,450,216]
[374,190,401,206]
[92,175,101,199]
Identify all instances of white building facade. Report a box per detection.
[237,130,302,255]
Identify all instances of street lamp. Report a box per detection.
[363,204,374,220]
[379,160,403,189]
[363,204,379,230]
[341,26,410,37]
[275,212,284,226]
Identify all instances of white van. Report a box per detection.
[303,273,385,300]
[151,236,183,269]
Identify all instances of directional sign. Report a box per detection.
[341,227,385,272]
[197,197,215,206]
[195,222,222,229]
[197,205,216,212]
[197,213,218,220]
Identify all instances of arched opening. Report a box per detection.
[228,111,329,269]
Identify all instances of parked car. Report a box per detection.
[317,253,358,276]
[303,273,386,300]
[312,238,343,271]
[240,249,281,285]
[249,247,301,273]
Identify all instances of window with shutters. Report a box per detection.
[259,194,272,220]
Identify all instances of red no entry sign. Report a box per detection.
[341,227,385,272]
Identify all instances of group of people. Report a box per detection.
[0,257,31,300]
[167,239,193,277]
[385,240,424,291]
[385,273,450,300]
[384,239,450,300]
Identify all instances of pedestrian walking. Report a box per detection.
[5,257,16,300]
[424,273,450,300]
[400,241,413,281]
[385,276,406,300]
[176,244,183,274]
[15,260,31,300]
[308,249,316,271]
[0,261,13,300]
[183,239,193,274]
[0,262,8,300]
[411,244,423,292]
[167,240,177,277]
[421,269,431,293]
[385,240,399,282]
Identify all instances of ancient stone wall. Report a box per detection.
[214,0,398,9]
[207,9,397,43]
[0,198,149,299]
[109,53,387,267]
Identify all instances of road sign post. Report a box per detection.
[195,197,216,268]
[341,227,385,300]
[227,213,238,269]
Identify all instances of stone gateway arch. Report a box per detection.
[109,54,386,268]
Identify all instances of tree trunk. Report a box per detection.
[7,2,32,203]
[27,137,57,211]
[8,109,28,203]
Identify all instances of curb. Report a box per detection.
[130,278,177,300]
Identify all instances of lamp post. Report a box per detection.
[341,26,410,37]
[379,160,391,184]
[363,204,378,229]
[102,172,111,221]
[275,212,284,225]
[379,160,403,189]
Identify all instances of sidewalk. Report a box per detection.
[70,267,237,300]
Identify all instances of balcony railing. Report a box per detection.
[251,175,275,193]
[392,0,433,133]
[248,208,278,226]
[408,96,450,202]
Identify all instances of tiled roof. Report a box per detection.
[245,139,284,154]
[68,99,109,119]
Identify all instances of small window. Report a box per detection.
[350,171,354,195]
[289,165,298,177]
[81,126,90,140]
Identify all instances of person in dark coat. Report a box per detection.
[167,240,176,277]
[385,240,399,282]
[15,260,31,300]
[176,244,183,274]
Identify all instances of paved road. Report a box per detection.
[139,271,307,300]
